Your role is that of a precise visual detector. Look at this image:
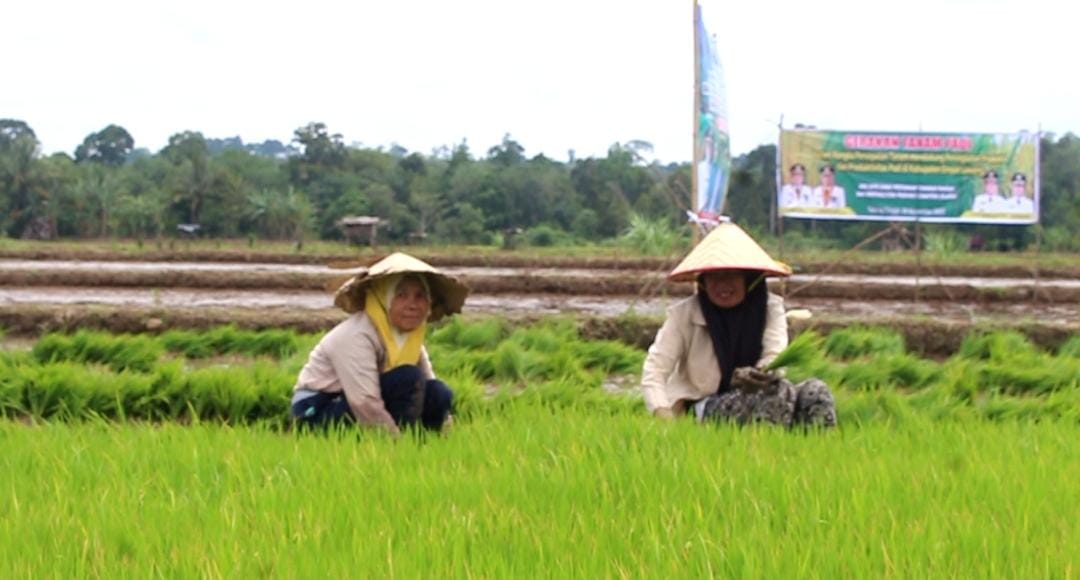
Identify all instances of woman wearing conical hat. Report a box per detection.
[291,252,468,434]
[641,223,836,427]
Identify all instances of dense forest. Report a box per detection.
[2,118,1077,251]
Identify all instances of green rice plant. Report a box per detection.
[504,321,575,353]
[491,341,528,382]
[158,326,301,359]
[766,330,824,371]
[833,352,941,394]
[0,354,26,417]
[978,356,1080,396]
[438,365,485,419]
[569,339,645,375]
[976,388,1080,423]
[957,330,1039,362]
[1058,335,1080,358]
[32,330,162,373]
[157,329,215,358]
[523,347,591,385]
[824,326,906,359]
[834,389,920,427]
[15,362,156,421]
[9,412,1077,576]
[936,358,983,402]
[429,345,498,380]
[430,317,507,350]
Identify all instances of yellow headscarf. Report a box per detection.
[363,274,429,370]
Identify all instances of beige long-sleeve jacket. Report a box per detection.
[294,313,435,432]
[641,293,788,412]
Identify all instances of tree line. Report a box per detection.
[1,118,1077,251]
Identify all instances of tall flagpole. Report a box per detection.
[691,0,701,244]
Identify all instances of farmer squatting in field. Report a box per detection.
[641,222,837,427]
[290,253,468,435]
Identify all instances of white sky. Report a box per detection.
[3,0,1070,163]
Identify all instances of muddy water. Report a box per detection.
[2,286,1076,324]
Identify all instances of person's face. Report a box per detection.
[1011,180,1025,197]
[702,270,747,308]
[821,171,835,187]
[984,177,999,195]
[790,167,805,186]
[388,277,430,332]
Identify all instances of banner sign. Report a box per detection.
[694,3,730,219]
[778,129,1039,224]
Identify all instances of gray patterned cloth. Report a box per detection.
[695,373,837,428]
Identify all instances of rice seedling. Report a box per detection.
[765,330,824,371]
[957,330,1039,362]
[823,326,906,359]
[31,330,162,373]
[158,326,300,359]
[838,354,941,392]
[1,415,1076,577]
[430,317,507,350]
[1059,335,1080,358]
[3,322,1079,426]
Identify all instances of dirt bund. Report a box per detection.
[2,303,1074,358]
[3,269,1078,303]
[1,247,1075,279]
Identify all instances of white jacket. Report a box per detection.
[641,293,788,412]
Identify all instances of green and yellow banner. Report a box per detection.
[778,129,1039,224]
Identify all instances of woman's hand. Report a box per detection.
[731,367,772,392]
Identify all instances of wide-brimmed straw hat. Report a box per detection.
[668,222,791,282]
[333,252,469,321]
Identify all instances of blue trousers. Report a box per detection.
[292,365,453,430]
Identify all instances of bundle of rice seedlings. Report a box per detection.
[980,356,1080,396]
[957,330,1038,362]
[492,342,527,382]
[571,340,644,375]
[839,354,940,392]
[32,331,161,373]
[1058,336,1080,358]
[159,330,214,358]
[765,331,824,371]
[824,326,906,360]
[506,322,575,353]
[439,365,484,419]
[433,318,506,351]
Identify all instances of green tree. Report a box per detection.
[162,131,212,224]
[74,124,134,166]
[0,119,43,237]
[244,188,313,240]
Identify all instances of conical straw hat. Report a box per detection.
[333,252,469,321]
[668,222,791,282]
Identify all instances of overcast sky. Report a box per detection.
[4,0,1069,163]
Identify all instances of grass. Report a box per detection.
[0,415,1077,576]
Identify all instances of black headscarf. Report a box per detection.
[697,270,769,393]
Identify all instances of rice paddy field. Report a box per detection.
[2,321,1079,576]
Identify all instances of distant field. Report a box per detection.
[1,237,1075,273]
